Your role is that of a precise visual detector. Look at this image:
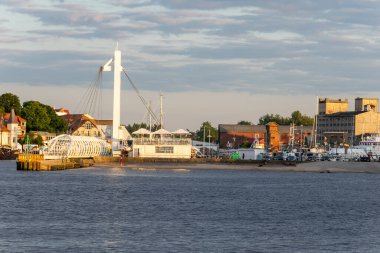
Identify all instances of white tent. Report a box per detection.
[132,128,151,135]
[152,128,171,135]
[172,129,191,135]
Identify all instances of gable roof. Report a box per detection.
[4,113,26,123]
[61,114,98,133]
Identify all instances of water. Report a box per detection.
[1,160,380,252]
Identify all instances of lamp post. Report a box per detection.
[203,126,206,156]
[300,125,303,161]
[207,130,212,157]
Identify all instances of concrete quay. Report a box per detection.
[16,156,119,171]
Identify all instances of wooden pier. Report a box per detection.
[16,154,103,171]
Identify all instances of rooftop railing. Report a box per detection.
[133,137,191,145]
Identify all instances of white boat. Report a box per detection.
[354,136,380,156]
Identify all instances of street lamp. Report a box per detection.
[203,126,206,156]
[207,129,212,157]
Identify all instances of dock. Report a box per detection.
[16,154,119,171]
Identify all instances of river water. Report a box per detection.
[1,160,380,252]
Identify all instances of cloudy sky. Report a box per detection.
[1,0,380,130]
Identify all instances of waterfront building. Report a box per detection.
[317,97,380,146]
[131,128,192,159]
[6,109,19,149]
[0,121,10,146]
[3,111,26,139]
[54,107,70,116]
[29,131,57,143]
[62,114,104,138]
[218,124,312,151]
[318,98,348,115]
[0,109,25,149]
[96,120,113,139]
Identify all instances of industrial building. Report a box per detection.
[218,123,312,152]
[317,97,380,147]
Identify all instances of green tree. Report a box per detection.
[42,104,68,133]
[18,133,43,146]
[195,121,218,142]
[258,113,290,125]
[21,101,51,131]
[240,140,251,148]
[21,101,68,133]
[237,120,252,125]
[0,93,21,115]
[33,135,44,146]
[290,110,313,126]
[258,111,313,126]
[126,122,160,133]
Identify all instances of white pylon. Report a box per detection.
[102,44,123,153]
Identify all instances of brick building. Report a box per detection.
[218,123,313,151]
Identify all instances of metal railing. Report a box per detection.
[133,138,191,145]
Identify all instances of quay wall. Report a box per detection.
[16,158,96,171]
[117,157,298,166]
[16,155,298,171]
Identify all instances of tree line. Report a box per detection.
[192,111,314,143]
[0,93,68,134]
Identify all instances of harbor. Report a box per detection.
[3,1,380,252]
[4,47,380,170]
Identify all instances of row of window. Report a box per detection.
[319,117,352,122]
[318,123,354,127]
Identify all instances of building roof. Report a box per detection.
[54,108,70,113]
[219,124,313,134]
[320,111,366,117]
[219,124,266,133]
[1,125,9,132]
[4,112,26,123]
[61,114,98,133]
[96,120,113,125]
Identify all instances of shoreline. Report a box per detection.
[93,161,380,174]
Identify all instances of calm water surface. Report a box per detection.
[1,160,380,252]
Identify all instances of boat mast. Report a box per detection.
[160,93,164,129]
[149,100,152,132]
[313,96,319,148]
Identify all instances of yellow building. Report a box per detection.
[318,98,348,115]
[317,97,380,146]
[62,114,104,138]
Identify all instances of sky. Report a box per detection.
[1,0,380,131]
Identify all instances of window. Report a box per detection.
[155,146,174,153]
[84,122,92,129]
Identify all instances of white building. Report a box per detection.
[131,128,192,159]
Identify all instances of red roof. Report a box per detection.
[54,108,70,115]
[1,125,9,132]
[4,113,26,123]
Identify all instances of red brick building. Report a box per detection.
[218,123,313,151]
